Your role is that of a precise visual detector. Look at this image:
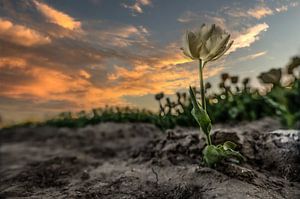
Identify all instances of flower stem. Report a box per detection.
[199,59,212,145]
[207,133,212,145]
[199,59,206,110]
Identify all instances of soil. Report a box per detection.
[0,118,299,199]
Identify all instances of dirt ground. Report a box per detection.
[0,118,299,199]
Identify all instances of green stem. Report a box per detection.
[207,133,212,145]
[199,59,212,145]
[199,59,206,110]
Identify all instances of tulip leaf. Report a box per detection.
[189,86,212,135]
[223,149,246,162]
[223,141,237,150]
[203,145,224,167]
[203,142,245,167]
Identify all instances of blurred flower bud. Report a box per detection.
[205,82,212,90]
[258,68,282,85]
[219,82,225,89]
[287,56,300,75]
[230,76,239,84]
[242,78,250,86]
[155,92,164,101]
[221,73,229,82]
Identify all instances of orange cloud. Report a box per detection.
[108,53,224,96]
[0,57,27,69]
[0,18,51,46]
[247,6,273,19]
[0,52,224,113]
[0,57,129,110]
[79,70,91,79]
[33,0,81,30]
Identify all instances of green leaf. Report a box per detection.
[189,86,212,135]
[203,143,245,167]
[223,149,246,162]
[263,96,287,114]
[203,145,224,167]
[223,141,237,150]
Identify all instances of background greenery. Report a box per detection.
[5,56,300,130]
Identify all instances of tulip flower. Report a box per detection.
[181,23,233,136]
[181,24,244,167]
[181,24,233,111]
[181,24,233,64]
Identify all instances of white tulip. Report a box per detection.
[181,24,233,64]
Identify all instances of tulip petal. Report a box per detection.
[181,31,195,59]
[210,40,234,62]
[208,34,230,59]
[199,43,210,60]
[201,24,215,42]
[188,31,201,59]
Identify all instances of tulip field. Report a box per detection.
[7,55,299,131]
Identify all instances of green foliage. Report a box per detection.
[4,56,300,131]
[154,56,300,129]
[189,86,211,136]
[203,142,245,167]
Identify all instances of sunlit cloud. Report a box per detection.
[0,57,120,109]
[229,51,268,65]
[0,47,222,114]
[107,52,223,96]
[122,0,152,15]
[275,5,288,12]
[246,6,273,19]
[224,1,298,19]
[0,18,51,46]
[0,57,27,69]
[79,70,91,79]
[228,23,269,53]
[33,0,81,31]
[246,51,267,60]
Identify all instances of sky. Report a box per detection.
[0,0,300,124]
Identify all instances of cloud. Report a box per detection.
[122,0,152,15]
[275,5,288,12]
[0,57,119,110]
[225,6,274,19]
[94,25,150,47]
[246,6,273,19]
[232,51,268,64]
[115,64,223,95]
[177,11,197,23]
[33,0,81,30]
[246,51,267,59]
[107,51,223,96]
[0,57,27,69]
[0,18,51,46]
[228,23,269,53]
[79,70,91,79]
